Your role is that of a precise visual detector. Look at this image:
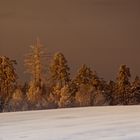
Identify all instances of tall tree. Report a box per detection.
[114,65,131,105]
[74,65,108,106]
[24,38,47,109]
[0,56,18,107]
[27,81,47,110]
[24,38,47,84]
[92,74,109,106]
[48,52,71,108]
[50,52,70,87]
[74,65,94,106]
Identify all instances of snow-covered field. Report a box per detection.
[0,106,140,140]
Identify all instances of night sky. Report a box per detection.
[0,0,140,81]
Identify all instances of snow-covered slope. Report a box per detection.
[0,106,140,140]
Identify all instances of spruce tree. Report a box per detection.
[130,76,140,104]
[50,52,70,87]
[115,65,131,105]
[6,87,27,112]
[132,76,140,90]
[92,76,109,106]
[0,56,18,108]
[75,84,93,107]
[48,52,71,108]
[58,84,75,108]
[74,64,94,86]
[74,65,94,106]
[47,83,61,108]
[108,80,116,105]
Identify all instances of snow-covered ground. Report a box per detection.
[0,106,140,140]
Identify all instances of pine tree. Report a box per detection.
[92,76,109,106]
[132,76,140,90]
[6,87,27,112]
[27,81,47,110]
[108,80,116,105]
[74,64,94,86]
[24,38,48,109]
[130,76,140,104]
[0,56,18,108]
[58,84,75,108]
[75,84,93,107]
[74,65,94,106]
[74,65,108,106]
[50,52,70,87]
[24,38,47,84]
[47,83,61,108]
[115,65,131,105]
[48,52,71,108]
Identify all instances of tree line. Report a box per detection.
[0,38,140,112]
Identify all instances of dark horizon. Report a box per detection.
[0,0,140,81]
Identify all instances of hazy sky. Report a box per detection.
[0,0,140,80]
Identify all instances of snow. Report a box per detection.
[0,106,140,140]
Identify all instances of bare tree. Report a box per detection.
[24,38,47,84]
[24,38,48,109]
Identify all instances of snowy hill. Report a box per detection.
[0,106,140,140]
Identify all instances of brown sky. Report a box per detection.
[0,0,140,81]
